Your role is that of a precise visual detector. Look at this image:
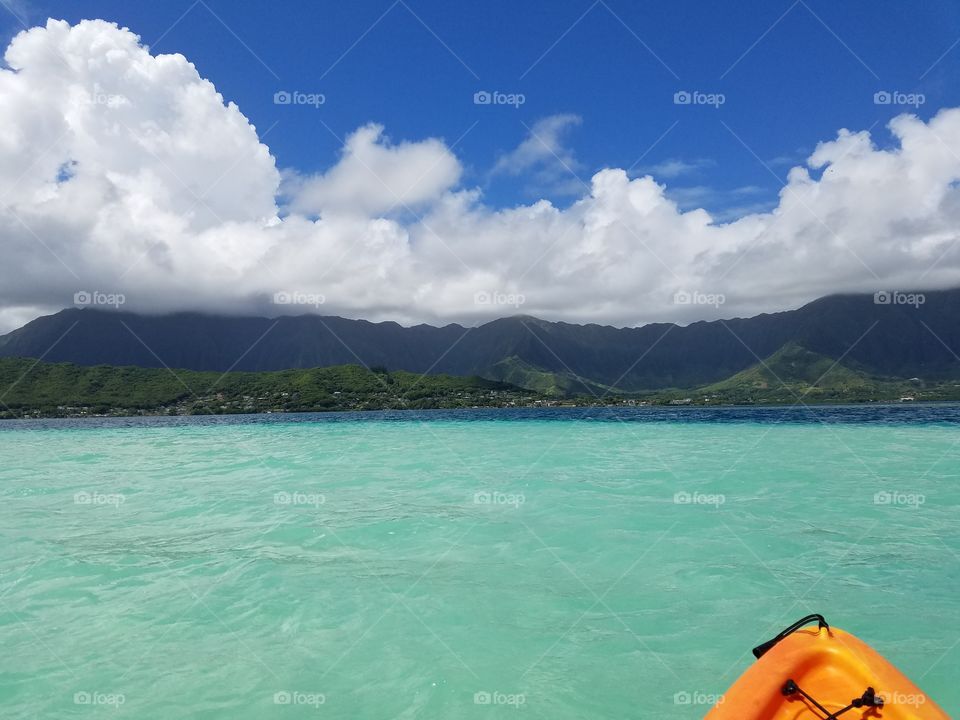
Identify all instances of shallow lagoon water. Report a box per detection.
[1,406,957,718]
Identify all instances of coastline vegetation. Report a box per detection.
[2,348,960,420]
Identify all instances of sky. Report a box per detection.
[2,0,960,331]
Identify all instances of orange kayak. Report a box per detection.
[707,615,949,719]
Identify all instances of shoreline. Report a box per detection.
[2,399,957,425]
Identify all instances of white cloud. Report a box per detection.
[284,123,461,217]
[1,19,960,334]
[638,158,715,179]
[491,113,582,176]
[489,114,585,197]
[665,184,775,221]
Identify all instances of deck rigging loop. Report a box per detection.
[752,614,830,659]
[782,678,884,719]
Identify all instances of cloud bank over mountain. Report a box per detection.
[2,19,960,332]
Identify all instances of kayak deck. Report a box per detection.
[707,623,948,719]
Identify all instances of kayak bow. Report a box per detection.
[707,615,949,719]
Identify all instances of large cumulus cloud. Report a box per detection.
[1,18,960,332]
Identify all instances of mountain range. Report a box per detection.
[1,289,958,395]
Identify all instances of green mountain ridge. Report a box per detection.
[662,342,959,405]
[2,288,959,392]
[3,345,960,419]
[484,356,612,397]
[704,342,869,391]
[0,358,542,418]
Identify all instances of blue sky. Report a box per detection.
[4,0,958,216]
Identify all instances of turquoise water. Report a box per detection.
[1,407,958,719]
